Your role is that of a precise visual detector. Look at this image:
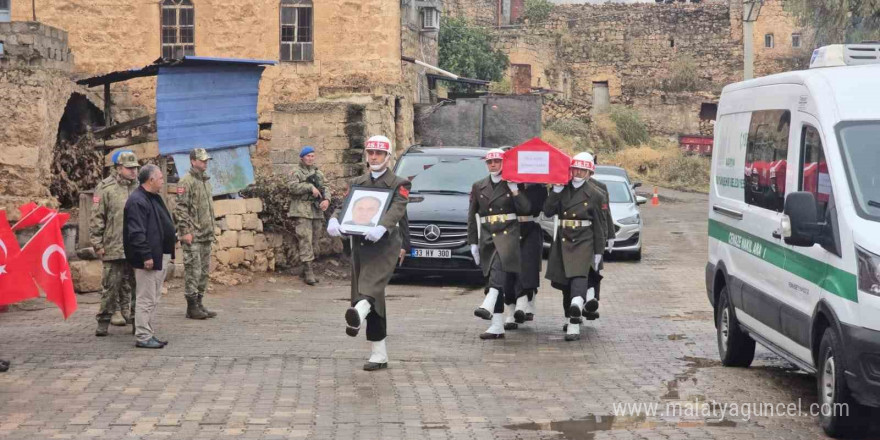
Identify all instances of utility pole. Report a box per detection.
[743,0,764,80]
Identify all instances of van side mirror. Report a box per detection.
[636,196,648,205]
[783,192,821,247]
[632,181,643,189]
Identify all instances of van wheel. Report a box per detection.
[817,327,870,437]
[717,286,755,367]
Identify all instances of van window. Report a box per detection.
[744,110,790,212]
[799,125,831,218]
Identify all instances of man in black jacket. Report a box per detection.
[124,164,177,349]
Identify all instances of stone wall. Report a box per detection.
[749,0,813,76]
[415,95,542,148]
[12,0,405,124]
[0,22,83,216]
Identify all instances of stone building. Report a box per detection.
[6,0,441,187]
[445,0,812,135]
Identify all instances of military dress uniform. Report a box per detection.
[543,180,606,340]
[467,175,531,337]
[336,169,410,343]
[287,162,330,279]
[502,183,548,327]
[174,153,217,320]
[91,168,139,334]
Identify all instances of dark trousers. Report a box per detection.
[354,295,387,342]
[558,269,602,317]
[503,275,534,305]
[486,256,514,313]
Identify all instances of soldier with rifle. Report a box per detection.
[288,146,331,285]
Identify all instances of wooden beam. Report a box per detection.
[103,83,112,127]
[92,114,156,139]
[96,133,159,150]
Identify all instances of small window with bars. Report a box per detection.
[280,0,313,62]
[765,34,774,49]
[421,7,440,30]
[792,33,801,48]
[161,0,195,60]
[0,0,11,23]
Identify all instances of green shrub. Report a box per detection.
[609,107,649,146]
[522,0,553,24]
[661,57,703,93]
[546,118,591,139]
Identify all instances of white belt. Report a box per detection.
[517,216,536,223]
[480,213,517,224]
[559,219,592,228]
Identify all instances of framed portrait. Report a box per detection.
[338,186,394,235]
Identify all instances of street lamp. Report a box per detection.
[742,0,764,80]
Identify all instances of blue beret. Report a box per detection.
[300,146,315,157]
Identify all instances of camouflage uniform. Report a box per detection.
[174,159,216,313]
[90,170,138,325]
[287,162,330,263]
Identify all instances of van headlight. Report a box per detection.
[857,247,880,297]
[618,214,640,225]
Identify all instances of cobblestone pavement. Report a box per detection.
[0,196,874,439]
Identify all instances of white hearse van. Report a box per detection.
[707,44,880,436]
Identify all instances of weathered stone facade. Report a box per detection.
[0,22,85,216]
[446,0,812,135]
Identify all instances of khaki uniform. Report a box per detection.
[333,170,410,341]
[543,182,605,284]
[174,168,216,300]
[466,177,531,278]
[90,173,138,322]
[287,163,330,263]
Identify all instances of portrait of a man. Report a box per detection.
[338,187,392,235]
[344,196,381,227]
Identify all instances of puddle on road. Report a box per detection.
[656,310,714,322]
[667,333,688,341]
[505,414,736,439]
[663,357,722,400]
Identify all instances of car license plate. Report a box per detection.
[412,249,451,258]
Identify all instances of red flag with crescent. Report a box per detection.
[0,210,39,306]
[16,213,77,318]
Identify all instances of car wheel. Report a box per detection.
[631,247,642,261]
[717,286,755,367]
[817,327,870,437]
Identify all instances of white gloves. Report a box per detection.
[552,185,565,193]
[506,181,519,193]
[607,239,615,253]
[327,218,342,237]
[364,225,387,242]
[594,254,602,269]
[470,244,480,266]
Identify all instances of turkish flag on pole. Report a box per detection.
[12,204,57,231]
[0,210,40,306]
[16,213,77,318]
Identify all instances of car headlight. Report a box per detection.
[618,214,640,225]
[857,246,880,297]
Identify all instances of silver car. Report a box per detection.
[538,174,646,259]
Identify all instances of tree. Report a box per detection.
[786,0,880,45]
[522,0,554,24]
[438,17,509,89]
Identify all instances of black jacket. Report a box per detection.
[124,186,177,270]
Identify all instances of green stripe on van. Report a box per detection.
[708,219,858,303]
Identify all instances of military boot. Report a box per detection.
[186,296,208,320]
[95,319,110,337]
[303,262,318,286]
[110,311,126,326]
[197,295,217,318]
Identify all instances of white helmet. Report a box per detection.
[571,152,595,171]
[484,148,505,161]
[365,135,392,154]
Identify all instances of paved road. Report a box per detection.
[0,195,866,439]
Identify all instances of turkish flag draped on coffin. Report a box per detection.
[500,138,572,185]
[16,213,77,318]
[0,210,40,306]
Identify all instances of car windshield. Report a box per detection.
[396,154,487,194]
[837,122,880,221]
[595,166,630,183]
[600,180,633,203]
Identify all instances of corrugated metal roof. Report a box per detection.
[156,63,268,155]
[76,56,276,87]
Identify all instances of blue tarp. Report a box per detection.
[156,57,273,156]
[173,146,255,196]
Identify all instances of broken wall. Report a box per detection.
[0,22,82,216]
[414,95,542,148]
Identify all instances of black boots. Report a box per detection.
[303,262,318,285]
[186,296,208,320]
[95,319,110,337]
[197,296,217,318]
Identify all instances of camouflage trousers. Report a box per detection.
[294,217,324,263]
[96,260,135,322]
[183,240,212,300]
